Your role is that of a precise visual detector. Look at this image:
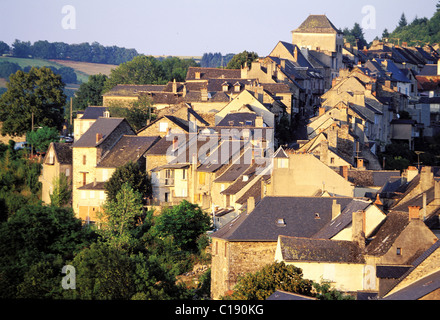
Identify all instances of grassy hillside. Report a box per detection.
[0,57,118,88]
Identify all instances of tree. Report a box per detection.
[152,200,211,252]
[398,13,408,28]
[104,55,166,92]
[50,173,71,207]
[104,161,152,202]
[0,204,95,298]
[161,56,199,82]
[73,74,108,110]
[313,281,354,300]
[11,39,31,58]
[226,51,259,69]
[228,262,314,300]
[107,95,154,131]
[97,182,145,249]
[64,241,186,300]
[382,28,390,40]
[0,61,22,78]
[0,67,66,137]
[0,41,10,55]
[26,126,59,153]
[343,23,368,49]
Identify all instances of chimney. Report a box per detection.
[96,133,102,144]
[437,59,440,76]
[172,79,177,94]
[195,71,201,80]
[357,158,365,170]
[352,210,366,249]
[332,200,341,220]
[201,87,208,101]
[327,125,338,149]
[434,180,440,206]
[247,197,255,214]
[420,166,434,192]
[319,107,325,116]
[340,166,348,180]
[320,140,329,165]
[294,46,298,61]
[423,192,427,219]
[255,116,263,128]
[409,206,420,220]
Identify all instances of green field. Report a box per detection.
[0,56,102,86]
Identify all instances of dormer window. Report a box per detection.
[276,218,286,227]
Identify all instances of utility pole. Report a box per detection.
[70,97,73,134]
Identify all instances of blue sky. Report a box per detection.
[1,0,438,57]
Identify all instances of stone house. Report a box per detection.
[365,207,438,297]
[73,106,108,142]
[215,90,275,128]
[209,196,377,299]
[266,148,354,198]
[39,142,72,205]
[71,117,135,221]
[291,14,344,82]
[383,241,440,300]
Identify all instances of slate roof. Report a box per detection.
[103,84,166,96]
[97,135,159,168]
[210,196,356,241]
[80,106,108,120]
[383,270,440,300]
[347,170,401,187]
[72,118,132,148]
[217,113,259,127]
[312,198,372,239]
[186,67,241,81]
[266,290,316,300]
[292,15,341,34]
[278,235,365,264]
[364,211,411,256]
[145,133,188,156]
[52,142,72,165]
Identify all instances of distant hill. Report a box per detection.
[0,56,117,88]
[385,6,440,46]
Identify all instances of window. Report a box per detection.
[65,168,70,177]
[396,248,402,256]
[82,172,87,186]
[159,122,168,133]
[199,172,206,185]
[182,169,187,180]
[83,154,86,165]
[277,158,288,169]
[276,218,286,227]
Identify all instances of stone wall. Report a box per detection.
[210,238,277,299]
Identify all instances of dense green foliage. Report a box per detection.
[0,67,66,136]
[385,4,440,45]
[228,262,314,300]
[107,96,155,131]
[343,23,368,49]
[0,60,77,84]
[228,262,354,300]
[200,52,234,68]
[104,162,152,203]
[26,126,59,154]
[226,51,259,69]
[0,204,95,298]
[152,200,211,252]
[7,39,139,65]
[72,74,108,110]
[103,55,198,92]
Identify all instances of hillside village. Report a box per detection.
[37,15,440,300]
